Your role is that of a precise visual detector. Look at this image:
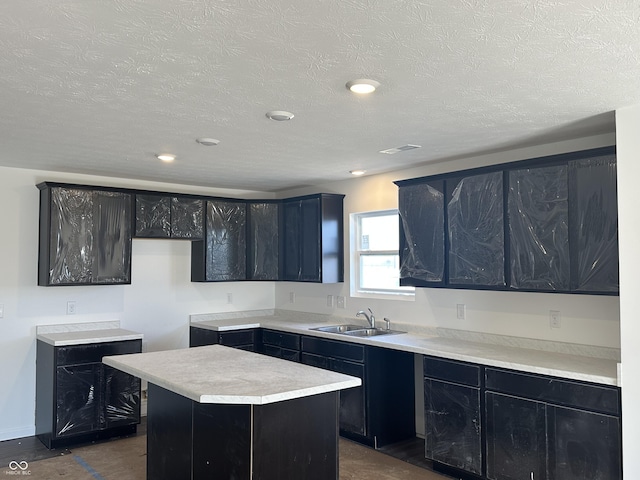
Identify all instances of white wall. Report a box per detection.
[275,133,620,348]
[0,166,275,440]
[615,105,640,478]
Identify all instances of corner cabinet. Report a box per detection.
[281,194,344,283]
[35,339,141,449]
[397,146,619,295]
[37,183,132,286]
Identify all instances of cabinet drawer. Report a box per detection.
[56,340,141,366]
[301,336,364,363]
[262,330,300,350]
[423,356,481,387]
[189,327,219,347]
[485,368,620,415]
[219,330,255,347]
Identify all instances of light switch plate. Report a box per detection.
[336,296,346,309]
[0,304,3,318]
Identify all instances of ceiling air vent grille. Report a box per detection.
[379,144,422,155]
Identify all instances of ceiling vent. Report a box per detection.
[379,144,422,155]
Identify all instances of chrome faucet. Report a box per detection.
[356,308,375,329]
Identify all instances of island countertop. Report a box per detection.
[103,344,361,405]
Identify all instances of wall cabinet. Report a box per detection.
[191,200,247,282]
[282,194,344,283]
[301,335,415,448]
[35,339,141,449]
[37,183,132,286]
[135,194,203,239]
[189,326,257,352]
[397,147,618,294]
[247,202,280,280]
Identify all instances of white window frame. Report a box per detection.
[350,209,414,300]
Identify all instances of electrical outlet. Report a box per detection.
[550,310,561,328]
[289,292,295,303]
[336,296,346,309]
[0,304,3,319]
[67,301,76,315]
[227,293,233,304]
[327,295,334,307]
[456,304,466,320]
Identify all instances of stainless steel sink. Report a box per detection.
[343,328,405,337]
[311,325,405,336]
[312,324,365,334]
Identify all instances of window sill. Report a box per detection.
[351,290,415,302]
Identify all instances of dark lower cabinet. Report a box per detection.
[260,329,300,362]
[189,326,257,352]
[424,356,483,477]
[301,335,415,448]
[36,339,141,449]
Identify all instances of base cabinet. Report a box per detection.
[260,329,300,362]
[36,339,141,449]
[189,326,257,352]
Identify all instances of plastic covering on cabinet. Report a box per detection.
[508,165,569,290]
[205,201,246,281]
[49,188,131,284]
[104,367,140,427]
[171,197,204,239]
[135,195,171,237]
[569,155,619,292]
[398,183,445,283]
[248,203,279,280]
[55,365,100,437]
[50,188,94,284]
[448,172,505,286]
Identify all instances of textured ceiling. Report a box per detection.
[0,0,637,192]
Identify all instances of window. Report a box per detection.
[351,210,414,298]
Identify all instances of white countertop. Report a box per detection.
[103,344,361,405]
[36,321,143,346]
[190,311,620,387]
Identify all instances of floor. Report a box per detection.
[0,420,451,479]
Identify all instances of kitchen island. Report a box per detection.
[103,344,361,480]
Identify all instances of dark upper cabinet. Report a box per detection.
[508,164,570,291]
[396,146,618,294]
[191,200,247,282]
[281,194,344,283]
[447,171,505,287]
[135,194,204,239]
[37,183,132,286]
[247,202,280,280]
[568,154,619,293]
[398,181,445,285]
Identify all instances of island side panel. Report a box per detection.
[252,391,339,480]
[147,384,194,480]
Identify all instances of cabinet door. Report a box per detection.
[486,392,547,480]
[447,172,505,286]
[55,364,101,437]
[103,366,141,428]
[568,155,619,293]
[93,191,132,283]
[247,202,279,280]
[331,358,366,437]
[282,201,301,280]
[398,182,445,285]
[424,379,482,475]
[171,197,204,239]
[547,405,621,480]
[299,197,321,281]
[189,327,219,347]
[508,164,569,291]
[135,194,171,237]
[204,200,246,281]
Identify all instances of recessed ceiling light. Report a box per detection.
[266,111,295,121]
[196,138,220,146]
[350,170,366,176]
[156,153,176,162]
[346,79,380,94]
